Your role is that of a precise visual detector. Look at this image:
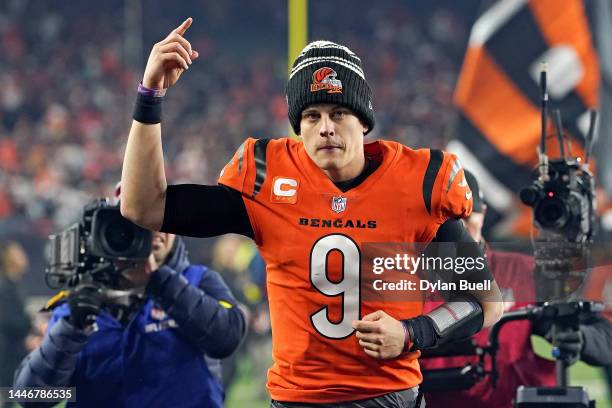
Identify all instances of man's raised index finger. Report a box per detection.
[174,17,193,36]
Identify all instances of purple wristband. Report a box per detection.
[138,82,166,98]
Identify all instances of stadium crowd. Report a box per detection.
[2,2,612,406]
[0,0,469,238]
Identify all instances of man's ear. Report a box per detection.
[357,117,369,135]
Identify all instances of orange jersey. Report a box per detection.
[219,138,472,403]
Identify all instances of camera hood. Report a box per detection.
[88,207,152,260]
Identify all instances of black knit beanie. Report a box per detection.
[286,41,375,135]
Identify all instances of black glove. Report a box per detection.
[68,285,103,330]
[551,328,584,365]
[532,317,585,365]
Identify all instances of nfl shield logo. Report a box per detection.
[331,196,347,213]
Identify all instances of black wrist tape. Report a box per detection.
[133,93,162,124]
[404,316,437,350]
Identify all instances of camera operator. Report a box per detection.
[420,170,612,408]
[13,203,247,407]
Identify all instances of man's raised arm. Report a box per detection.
[121,18,198,230]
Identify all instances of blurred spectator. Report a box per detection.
[209,236,272,398]
[0,240,30,387]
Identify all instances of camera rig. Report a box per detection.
[420,64,603,407]
[45,198,152,289]
[512,64,601,408]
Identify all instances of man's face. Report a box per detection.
[152,232,176,265]
[3,242,28,281]
[300,104,368,182]
[115,232,176,289]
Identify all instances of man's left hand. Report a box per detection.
[352,310,406,359]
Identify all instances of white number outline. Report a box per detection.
[309,233,361,339]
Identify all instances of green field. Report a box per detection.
[226,357,270,408]
[571,361,612,408]
[226,338,612,408]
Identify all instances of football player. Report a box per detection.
[121,18,503,407]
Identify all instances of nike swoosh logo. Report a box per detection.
[466,191,473,200]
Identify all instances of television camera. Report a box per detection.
[45,198,152,290]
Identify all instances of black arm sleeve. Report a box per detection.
[432,217,473,243]
[427,218,495,299]
[161,184,254,239]
[402,219,493,350]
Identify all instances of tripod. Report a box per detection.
[488,238,603,407]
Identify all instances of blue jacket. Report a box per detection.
[14,238,246,407]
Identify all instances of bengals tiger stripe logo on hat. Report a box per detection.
[310,67,343,94]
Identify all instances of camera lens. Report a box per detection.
[86,205,152,260]
[535,198,568,229]
[101,216,135,254]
